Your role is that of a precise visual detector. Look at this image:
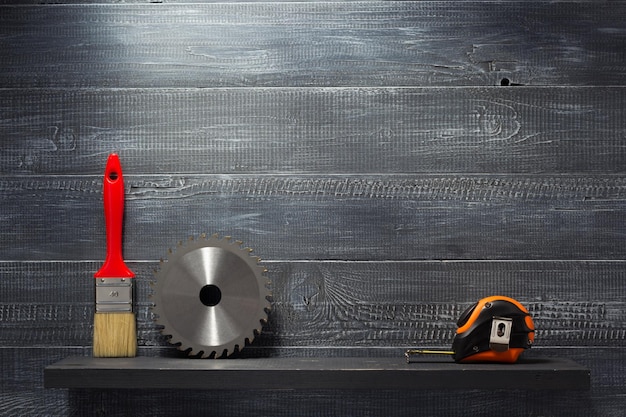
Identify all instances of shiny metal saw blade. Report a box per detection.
[151,234,271,358]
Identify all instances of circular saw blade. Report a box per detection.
[151,234,271,358]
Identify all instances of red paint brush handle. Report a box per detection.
[95,153,135,279]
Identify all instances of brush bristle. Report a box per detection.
[93,312,137,357]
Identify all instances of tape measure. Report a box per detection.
[406,295,535,364]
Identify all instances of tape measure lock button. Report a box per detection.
[489,316,513,352]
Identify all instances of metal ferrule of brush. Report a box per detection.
[95,278,134,313]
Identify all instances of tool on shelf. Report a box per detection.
[93,153,137,358]
[151,234,271,358]
[406,295,535,364]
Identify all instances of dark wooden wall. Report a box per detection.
[1,1,625,416]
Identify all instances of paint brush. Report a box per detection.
[92,153,137,357]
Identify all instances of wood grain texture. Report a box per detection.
[1,0,625,415]
[1,261,624,349]
[1,174,625,261]
[2,87,624,175]
[1,3,625,88]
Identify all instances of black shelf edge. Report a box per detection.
[44,356,590,391]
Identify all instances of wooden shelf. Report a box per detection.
[44,356,590,391]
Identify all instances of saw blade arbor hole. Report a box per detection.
[199,284,222,307]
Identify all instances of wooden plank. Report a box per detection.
[1,3,625,87]
[1,174,625,261]
[0,347,620,415]
[1,87,625,175]
[1,261,624,348]
[265,261,626,349]
[43,356,590,390]
[3,347,617,417]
